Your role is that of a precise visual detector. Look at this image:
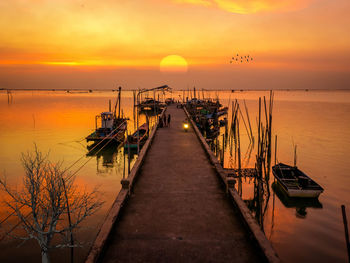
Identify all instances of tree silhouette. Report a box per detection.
[0,146,104,263]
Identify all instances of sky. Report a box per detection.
[0,0,349,90]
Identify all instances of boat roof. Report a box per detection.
[101,111,113,115]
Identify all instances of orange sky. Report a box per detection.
[0,0,349,90]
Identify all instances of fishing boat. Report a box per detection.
[272,163,324,198]
[165,98,174,105]
[124,123,149,150]
[138,98,165,112]
[86,87,127,145]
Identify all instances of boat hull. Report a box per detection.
[276,180,323,198]
[272,163,324,198]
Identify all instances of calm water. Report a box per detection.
[0,90,349,262]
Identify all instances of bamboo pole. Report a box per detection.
[128,133,131,175]
[221,134,225,167]
[123,147,126,179]
[274,135,277,166]
[244,100,254,144]
[238,107,252,143]
[257,98,261,161]
[237,119,242,178]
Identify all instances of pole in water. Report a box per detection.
[294,145,297,167]
[118,86,121,118]
[341,205,350,262]
[123,147,126,179]
[137,91,140,154]
[221,134,225,167]
[109,99,111,112]
[128,135,131,175]
[274,135,277,166]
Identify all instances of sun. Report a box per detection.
[160,55,188,73]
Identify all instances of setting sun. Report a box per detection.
[160,55,188,73]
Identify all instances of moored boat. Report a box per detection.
[86,87,128,146]
[137,98,165,112]
[272,163,324,198]
[124,123,149,150]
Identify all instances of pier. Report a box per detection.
[86,105,279,263]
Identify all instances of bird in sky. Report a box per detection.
[230,53,254,64]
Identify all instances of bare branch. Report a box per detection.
[0,146,103,263]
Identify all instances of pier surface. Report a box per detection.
[100,105,262,262]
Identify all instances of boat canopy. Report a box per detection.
[101,112,113,129]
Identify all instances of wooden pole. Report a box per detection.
[62,179,74,263]
[341,205,350,262]
[257,98,261,159]
[221,134,225,167]
[118,87,121,118]
[128,133,131,175]
[133,90,136,130]
[274,135,277,166]
[244,100,254,144]
[237,120,242,177]
[137,90,140,154]
[294,145,297,167]
[123,147,126,179]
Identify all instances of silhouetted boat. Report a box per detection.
[86,87,127,145]
[272,163,324,198]
[138,98,165,112]
[124,123,149,150]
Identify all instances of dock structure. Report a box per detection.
[86,105,279,263]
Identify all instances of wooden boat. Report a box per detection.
[124,123,149,150]
[138,98,165,112]
[86,87,127,145]
[165,98,174,105]
[272,163,324,198]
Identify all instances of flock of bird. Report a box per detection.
[230,54,253,64]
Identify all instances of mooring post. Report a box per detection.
[221,134,225,167]
[128,135,131,175]
[121,137,130,190]
[123,147,126,180]
[341,205,350,262]
[274,135,277,166]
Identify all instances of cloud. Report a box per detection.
[173,0,314,14]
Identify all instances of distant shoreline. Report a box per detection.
[1,88,350,92]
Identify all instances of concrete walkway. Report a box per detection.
[100,105,262,263]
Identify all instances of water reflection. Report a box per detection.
[272,182,323,218]
[86,143,121,175]
[0,90,349,263]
